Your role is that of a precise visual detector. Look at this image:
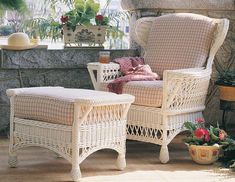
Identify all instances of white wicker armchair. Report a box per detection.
[88,13,229,163]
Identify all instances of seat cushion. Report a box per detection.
[144,13,216,78]
[14,95,74,126]
[13,88,128,126]
[101,80,163,107]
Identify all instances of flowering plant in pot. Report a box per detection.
[215,70,235,101]
[60,0,110,47]
[183,118,231,164]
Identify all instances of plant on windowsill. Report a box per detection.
[215,70,235,101]
[183,118,234,165]
[60,0,110,47]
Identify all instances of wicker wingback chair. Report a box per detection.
[88,13,229,163]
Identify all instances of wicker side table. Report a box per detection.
[7,87,134,181]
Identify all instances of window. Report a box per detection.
[0,0,130,49]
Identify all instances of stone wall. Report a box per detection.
[0,48,138,135]
[122,0,235,133]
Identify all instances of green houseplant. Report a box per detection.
[61,0,108,30]
[215,70,235,101]
[61,0,110,47]
[183,118,233,164]
[21,17,62,42]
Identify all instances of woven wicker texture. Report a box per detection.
[88,13,229,164]
[8,87,134,181]
[9,87,134,126]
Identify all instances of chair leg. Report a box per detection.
[159,144,169,164]
[8,152,18,168]
[71,165,82,182]
[116,153,126,170]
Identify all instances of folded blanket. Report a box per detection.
[107,57,160,94]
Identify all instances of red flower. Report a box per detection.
[196,118,204,123]
[204,130,210,142]
[60,15,68,23]
[95,15,104,21]
[194,128,211,142]
[194,128,206,139]
[219,130,227,141]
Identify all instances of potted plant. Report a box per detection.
[183,118,232,164]
[218,141,235,172]
[60,0,110,47]
[215,70,235,101]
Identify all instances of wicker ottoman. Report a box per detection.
[7,87,134,181]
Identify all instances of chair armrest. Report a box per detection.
[162,68,211,114]
[87,62,122,90]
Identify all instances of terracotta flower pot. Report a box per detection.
[218,85,235,101]
[188,145,220,164]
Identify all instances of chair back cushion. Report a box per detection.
[143,13,216,78]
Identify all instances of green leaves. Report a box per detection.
[73,0,99,25]
[64,0,101,30]
[210,126,219,142]
[216,70,235,86]
[183,137,203,146]
[184,122,196,133]
[0,0,27,12]
[218,141,235,171]
[20,17,62,41]
[85,0,99,15]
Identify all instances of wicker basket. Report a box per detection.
[188,145,220,164]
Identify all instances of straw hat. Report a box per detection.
[0,32,38,50]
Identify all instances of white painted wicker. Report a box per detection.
[87,14,229,163]
[7,87,134,181]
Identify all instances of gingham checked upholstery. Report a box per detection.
[13,88,127,126]
[14,95,74,125]
[101,80,163,107]
[144,14,216,78]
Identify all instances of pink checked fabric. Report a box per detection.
[14,95,74,125]
[13,88,124,126]
[107,57,160,94]
[114,57,145,75]
[144,13,216,78]
[101,80,163,107]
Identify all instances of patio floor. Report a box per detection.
[0,135,234,182]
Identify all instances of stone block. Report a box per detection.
[1,49,139,69]
[14,69,93,89]
[121,0,235,11]
[0,70,21,104]
[44,69,93,89]
[208,11,235,19]
[0,104,10,136]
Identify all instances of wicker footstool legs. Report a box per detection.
[70,101,132,181]
[7,88,134,181]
